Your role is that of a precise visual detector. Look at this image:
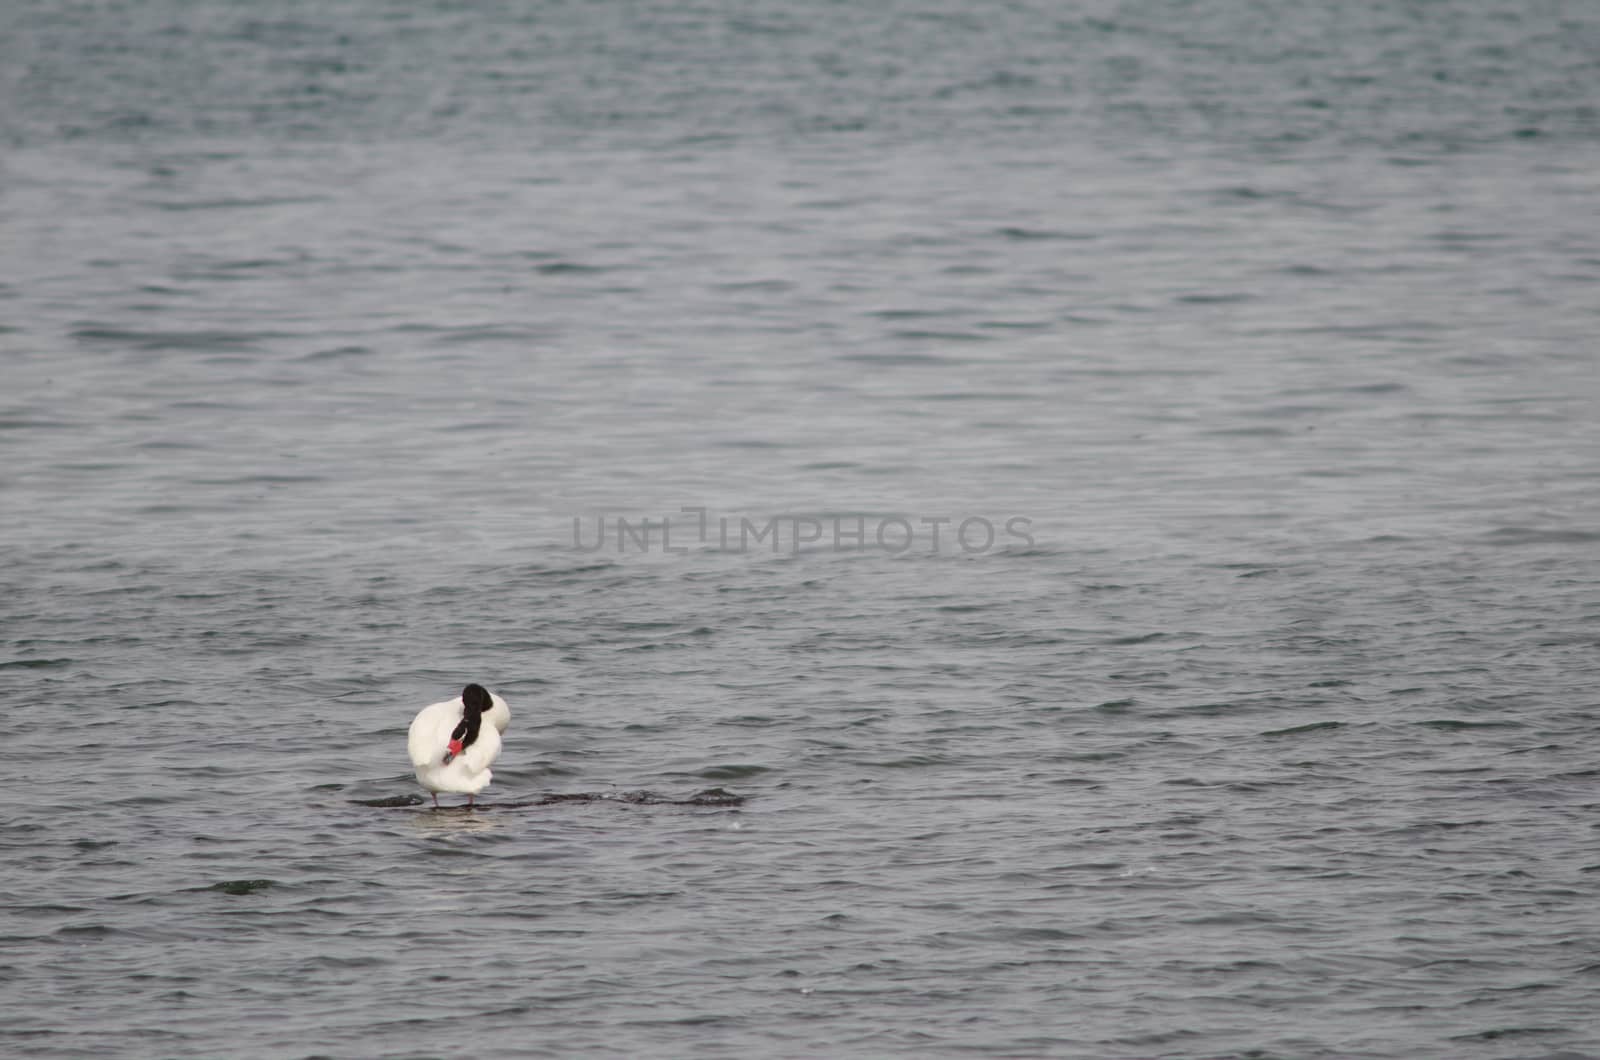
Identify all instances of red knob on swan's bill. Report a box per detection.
[447,738,464,758]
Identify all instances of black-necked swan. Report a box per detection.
[407,683,510,807]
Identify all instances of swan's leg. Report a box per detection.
[431,792,439,808]
[467,793,475,808]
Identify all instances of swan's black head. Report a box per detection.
[462,683,491,713]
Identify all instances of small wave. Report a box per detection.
[0,418,75,430]
[861,754,951,769]
[296,345,374,361]
[69,326,281,351]
[889,329,991,343]
[1478,526,1600,546]
[1175,292,1254,305]
[430,327,546,346]
[0,658,72,670]
[187,474,323,486]
[836,352,957,366]
[1203,425,1294,438]
[1448,1026,1566,1043]
[1261,720,1346,738]
[867,307,958,321]
[152,195,327,212]
[535,261,613,275]
[995,226,1094,241]
[910,390,1032,402]
[714,279,793,293]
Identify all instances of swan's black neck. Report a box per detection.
[451,705,484,750]
[453,685,488,742]
[445,684,493,761]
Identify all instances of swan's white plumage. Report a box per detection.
[484,692,510,736]
[408,691,505,798]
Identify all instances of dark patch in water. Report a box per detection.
[73,838,119,851]
[525,787,746,808]
[210,879,275,895]
[698,764,770,780]
[362,789,745,810]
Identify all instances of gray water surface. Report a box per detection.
[3,2,1599,1057]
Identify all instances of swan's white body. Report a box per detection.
[483,692,510,737]
[407,690,509,800]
